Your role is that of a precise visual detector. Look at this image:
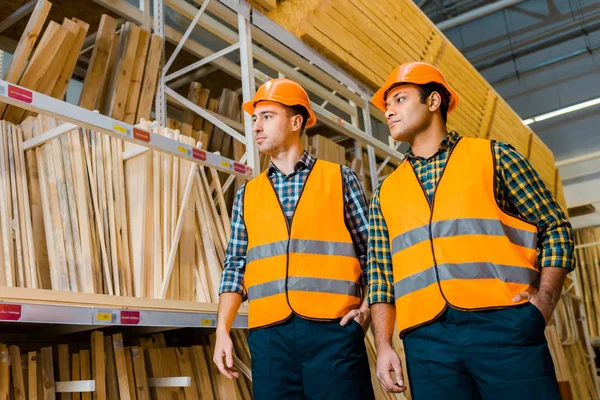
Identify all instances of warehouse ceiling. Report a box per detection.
[417,0,600,229]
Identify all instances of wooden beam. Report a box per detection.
[0,1,37,34]
[0,0,51,117]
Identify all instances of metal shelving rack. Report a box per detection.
[0,0,403,331]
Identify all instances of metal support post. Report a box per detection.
[154,0,166,126]
[238,3,259,177]
[362,100,380,192]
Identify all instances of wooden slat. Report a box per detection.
[79,350,91,400]
[175,348,199,399]
[40,347,55,400]
[124,28,151,124]
[0,0,51,116]
[28,352,37,400]
[9,346,26,400]
[124,348,136,399]
[4,22,69,123]
[51,19,90,100]
[136,34,164,121]
[58,345,70,400]
[131,347,149,399]
[104,336,120,400]
[113,334,132,398]
[108,22,141,120]
[0,123,16,287]
[79,15,118,111]
[71,353,80,400]
[189,346,215,400]
[91,332,106,400]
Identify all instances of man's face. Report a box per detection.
[384,84,433,142]
[252,101,301,154]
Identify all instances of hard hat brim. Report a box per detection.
[242,98,317,128]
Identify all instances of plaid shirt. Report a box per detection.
[220,151,370,299]
[368,132,575,305]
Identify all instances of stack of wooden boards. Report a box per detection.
[0,331,252,399]
[0,112,233,304]
[574,227,600,339]
[259,0,565,211]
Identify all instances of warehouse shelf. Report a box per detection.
[0,79,254,179]
[0,287,248,329]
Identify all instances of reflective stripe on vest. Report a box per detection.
[243,160,362,329]
[394,262,540,300]
[392,218,538,254]
[248,277,361,301]
[247,239,357,263]
[379,137,539,336]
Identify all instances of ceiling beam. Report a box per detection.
[0,0,36,34]
[437,0,526,31]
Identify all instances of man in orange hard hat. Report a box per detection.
[367,62,573,399]
[213,78,375,399]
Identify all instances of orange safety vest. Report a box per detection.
[379,137,539,336]
[243,160,362,329]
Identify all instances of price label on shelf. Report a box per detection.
[0,304,22,321]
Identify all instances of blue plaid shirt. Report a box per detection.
[219,151,370,299]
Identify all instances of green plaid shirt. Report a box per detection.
[367,132,575,305]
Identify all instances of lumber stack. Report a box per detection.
[574,228,600,338]
[0,331,252,399]
[259,0,564,203]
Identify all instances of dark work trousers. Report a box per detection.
[247,314,375,400]
[403,303,561,400]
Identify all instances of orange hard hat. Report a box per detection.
[242,78,317,128]
[371,62,459,114]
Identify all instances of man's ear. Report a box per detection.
[429,92,442,112]
[291,114,304,132]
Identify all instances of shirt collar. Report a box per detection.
[268,151,315,176]
[405,131,461,161]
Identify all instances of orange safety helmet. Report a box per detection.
[371,62,459,114]
[242,78,317,128]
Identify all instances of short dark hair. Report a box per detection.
[287,105,309,134]
[384,82,450,123]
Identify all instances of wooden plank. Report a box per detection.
[0,345,7,400]
[102,134,121,295]
[131,347,149,399]
[79,350,91,400]
[71,354,80,400]
[104,336,119,400]
[0,123,16,287]
[58,345,70,400]
[33,116,70,291]
[79,15,118,111]
[0,0,52,116]
[182,82,202,138]
[21,119,50,289]
[40,347,55,400]
[189,346,215,400]
[179,135,196,302]
[7,123,25,288]
[113,334,132,398]
[136,34,164,121]
[147,349,174,400]
[91,332,106,400]
[124,349,136,399]
[202,98,219,148]
[4,22,69,123]
[175,348,199,399]
[12,125,36,288]
[9,346,26,400]
[124,28,150,124]
[108,22,141,120]
[28,352,37,400]
[51,19,89,100]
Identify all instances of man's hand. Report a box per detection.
[213,331,240,380]
[512,290,556,324]
[340,307,371,333]
[376,344,407,393]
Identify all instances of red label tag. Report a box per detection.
[120,310,140,325]
[133,127,150,142]
[233,162,246,173]
[192,148,207,161]
[0,304,22,321]
[8,85,33,104]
